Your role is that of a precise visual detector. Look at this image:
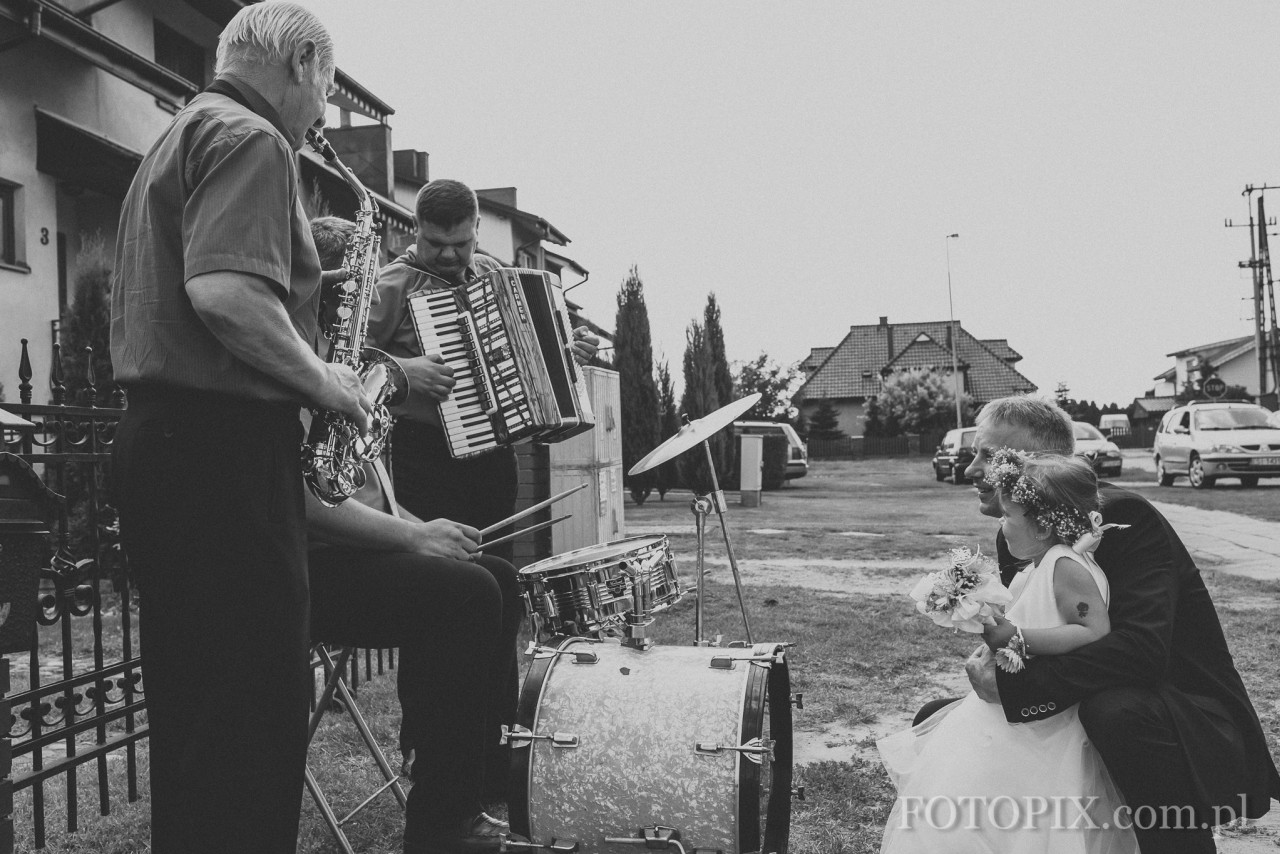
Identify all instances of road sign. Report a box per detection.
[1203,376,1228,398]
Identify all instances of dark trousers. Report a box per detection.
[390,420,519,564]
[390,419,521,802]
[1080,687,1246,854]
[308,548,518,843]
[113,389,311,854]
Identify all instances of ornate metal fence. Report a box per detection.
[0,338,399,852]
[0,338,137,853]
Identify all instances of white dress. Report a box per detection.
[877,544,1138,854]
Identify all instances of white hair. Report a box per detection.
[215,1,334,78]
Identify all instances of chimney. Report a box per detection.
[321,124,395,198]
[880,316,894,361]
[477,187,518,209]
[394,149,429,186]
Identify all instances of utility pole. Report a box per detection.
[945,234,962,429]
[1231,184,1280,404]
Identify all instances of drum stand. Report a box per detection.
[691,437,753,647]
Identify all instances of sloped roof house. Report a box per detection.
[793,316,1037,437]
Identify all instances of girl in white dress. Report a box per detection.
[878,452,1139,854]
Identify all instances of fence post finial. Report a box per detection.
[18,338,32,404]
[50,342,65,405]
[83,346,96,407]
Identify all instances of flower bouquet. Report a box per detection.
[909,546,1012,634]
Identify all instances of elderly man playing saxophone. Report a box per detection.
[112,6,501,853]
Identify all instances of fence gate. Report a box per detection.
[1,340,139,853]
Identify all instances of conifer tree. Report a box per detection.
[679,320,721,491]
[703,293,735,475]
[614,266,661,504]
[809,400,844,440]
[655,360,680,499]
[60,232,115,406]
[862,396,884,437]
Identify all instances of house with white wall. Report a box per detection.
[0,0,417,401]
[792,316,1037,437]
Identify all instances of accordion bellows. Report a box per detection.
[408,268,595,459]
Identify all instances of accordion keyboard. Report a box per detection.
[408,283,537,457]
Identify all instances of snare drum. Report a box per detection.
[508,637,794,854]
[518,536,683,637]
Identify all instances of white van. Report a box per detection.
[733,421,808,479]
[1098,414,1131,436]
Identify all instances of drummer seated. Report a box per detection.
[303,448,525,852]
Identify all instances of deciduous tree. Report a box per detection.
[735,353,799,422]
[875,367,973,435]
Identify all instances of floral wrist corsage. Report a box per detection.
[995,625,1030,673]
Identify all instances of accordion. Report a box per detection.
[407,267,595,459]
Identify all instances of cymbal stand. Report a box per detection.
[690,437,753,646]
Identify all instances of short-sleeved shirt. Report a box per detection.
[110,76,322,403]
[365,246,503,361]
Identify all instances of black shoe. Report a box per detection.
[406,812,516,854]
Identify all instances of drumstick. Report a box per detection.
[479,483,588,538]
[476,515,571,554]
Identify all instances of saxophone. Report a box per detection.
[301,127,407,507]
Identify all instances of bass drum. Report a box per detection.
[509,637,793,854]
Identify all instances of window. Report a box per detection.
[154,20,205,87]
[0,183,14,266]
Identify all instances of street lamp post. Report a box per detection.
[945,234,963,430]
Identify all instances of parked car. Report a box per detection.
[932,427,977,484]
[733,421,808,479]
[1098,413,1131,437]
[1152,400,1280,488]
[1073,422,1123,477]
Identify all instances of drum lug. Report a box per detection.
[524,642,600,664]
[693,736,774,764]
[500,835,580,853]
[791,692,804,709]
[500,724,580,750]
[792,785,807,801]
[604,825,691,853]
[710,646,786,669]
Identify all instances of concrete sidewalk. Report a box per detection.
[1150,502,1280,583]
[1119,449,1280,583]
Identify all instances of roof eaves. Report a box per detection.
[478,196,570,246]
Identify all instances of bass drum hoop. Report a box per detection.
[745,653,793,854]
[509,637,793,854]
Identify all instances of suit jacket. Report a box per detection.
[993,483,1280,817]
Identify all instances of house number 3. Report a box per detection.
[40,228,49,245]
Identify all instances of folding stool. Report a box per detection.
[305,643,408,854]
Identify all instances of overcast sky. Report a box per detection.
[298,1,1280,406]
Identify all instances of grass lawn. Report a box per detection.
[14,459,1280,853]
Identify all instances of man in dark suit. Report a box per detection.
[950,396,1279,853]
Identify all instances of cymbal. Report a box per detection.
[628,393,762,476]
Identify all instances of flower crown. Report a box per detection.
[984,448,1098,547]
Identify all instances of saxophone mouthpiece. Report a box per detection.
[305,127,336,162]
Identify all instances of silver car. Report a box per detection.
[1073,422,1122,477]
[1153,401,1280,488]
